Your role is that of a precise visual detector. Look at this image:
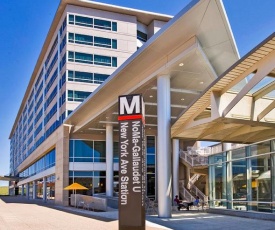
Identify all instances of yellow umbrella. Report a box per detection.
[64,183,88,207]
[64,182,88,190]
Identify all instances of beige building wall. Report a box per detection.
[55,125,70,205]
[148,20,167,38]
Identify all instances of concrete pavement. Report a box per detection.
[0,196,274,230]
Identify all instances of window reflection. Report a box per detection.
[69,140,106,162]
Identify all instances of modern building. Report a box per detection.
[9,0,275,219]
[9,0,171,203]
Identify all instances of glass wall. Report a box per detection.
[69,140,106,162]
[36,179,43,199]
[209,139,275,213]
[47,175,55,201]
[69,137,156,198]
[69,171,106,196]
[19,149,56,178]
[209,152,227,208]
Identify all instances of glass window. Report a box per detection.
[75,15,93,27]
[232,147,246,160]
[68,90,73,101]
[68,33,74,42]
[112,22,117,31]
[232,159,247,210]
[74,140,93,158]
[147,174,155,197]
[147,155,155,166]
[68,70,74,80]
[94,73,109,84]
[94,171,106,177]
[113,142,119,163]
[112,57,117,67]
[75,52,93,64]
[147,136,155,154]
[75,71,93,83]
[137,30,147,42]
[251,154,271,212]
[112,39,117,49]
[74,91,91,102]
[146,136,156,198]
[68,51,74,62]
[68,14,116,32]
[68,51,116,67]
[69,14,74,24]
[68,110,73,116]
[94,19,111,30]
[93,176,106,194]
[251,141,271,156]
[69,171,93,177]
[94,55,111,66]
[94,141,106,162]
[213,161,227,205]
[19,149,55,178]
[68,70,93,83]
[69,32,117,49]
[94,37,111,48]
[75,34,93,45]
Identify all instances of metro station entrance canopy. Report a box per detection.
[172,33,275,143]
[64,0,239,135]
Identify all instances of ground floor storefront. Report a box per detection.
[209,138,275,213]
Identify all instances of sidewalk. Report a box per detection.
[0,196,275,230]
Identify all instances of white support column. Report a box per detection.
[208,163,215,208]
[246,146,252,211]
[26,183,30,200]
[33,181,36,199]
[21,184,24,196]
[157,74,171,218]
[172,139,179,200]
[226,151,233,209]
[106,124,114,197]
[43,177,47,202]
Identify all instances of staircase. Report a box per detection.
[179,148,209,203]
[187,174,200,189]
[180,175,208,203]
[180,150,208,167]
[179,180,194,202]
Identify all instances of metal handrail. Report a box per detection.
[179,181,194,202]
[189,184,208,202]
[189,174,200,186]
[180,150,208,167]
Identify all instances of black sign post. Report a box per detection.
[118,94,146,230]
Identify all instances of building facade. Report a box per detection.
[9,0,264,219]
[9,0,170,204]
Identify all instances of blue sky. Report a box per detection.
[0,0,275,186]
